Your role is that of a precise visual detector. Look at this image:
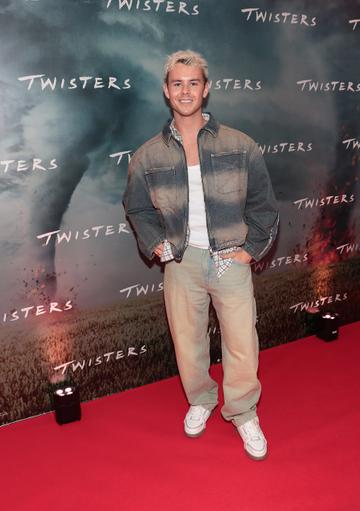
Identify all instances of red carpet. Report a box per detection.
[1,322,360,511]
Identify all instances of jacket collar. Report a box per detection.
[162,112,219,146]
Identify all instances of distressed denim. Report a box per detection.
[123,113,279,261]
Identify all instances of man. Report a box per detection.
[124,50,279,461]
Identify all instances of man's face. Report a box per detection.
[163,63,209,119]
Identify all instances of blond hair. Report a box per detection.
[163,50,209,83]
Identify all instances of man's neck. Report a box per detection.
[173,111,206,139]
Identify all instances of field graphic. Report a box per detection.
[1,258,359,426]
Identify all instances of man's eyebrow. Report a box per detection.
[170,78,202,83]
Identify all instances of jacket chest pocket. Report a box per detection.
[211,151,247,194]
[144,166,177,209]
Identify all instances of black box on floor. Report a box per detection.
[316,313,339,342]
[53,386,81,425]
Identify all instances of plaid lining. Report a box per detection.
[160,114,239,278]
[161,240,174,261]
[161,239,240,278]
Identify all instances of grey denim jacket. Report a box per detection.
[123,113,279,262]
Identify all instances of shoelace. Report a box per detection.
[188,405,206,420]
[241,419,263,440]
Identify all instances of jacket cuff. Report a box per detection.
[241,241,259,261]
[148,238,165,260]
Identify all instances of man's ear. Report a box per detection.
[163,82,170,99]
[203,81,209,99]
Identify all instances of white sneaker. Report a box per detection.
[237,417,268,460]
[184,405,211,438]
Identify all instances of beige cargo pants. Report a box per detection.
[164,245,261,427]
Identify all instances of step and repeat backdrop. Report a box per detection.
[0,0,359,425]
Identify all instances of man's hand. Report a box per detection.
[220,248,252,264]
[154,243,164,258]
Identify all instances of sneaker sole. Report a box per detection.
[244,448,268,461]
[184,427,207,439]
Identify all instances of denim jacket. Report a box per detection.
[123,113,279,262]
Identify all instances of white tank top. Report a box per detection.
[187,164,210,249]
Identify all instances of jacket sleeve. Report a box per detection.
[123,153,165,260]
[242,142,279,261]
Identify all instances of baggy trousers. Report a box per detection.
[164,245,261,427]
